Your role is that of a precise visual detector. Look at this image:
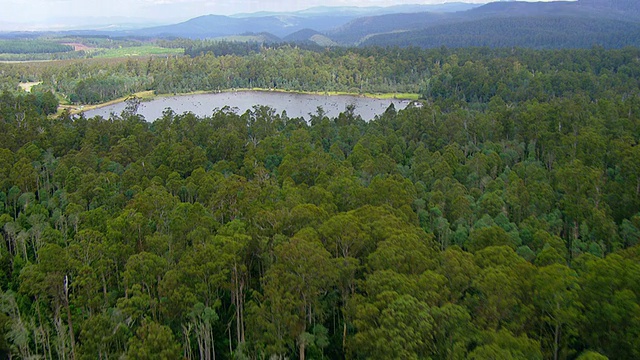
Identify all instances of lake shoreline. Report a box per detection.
[81,89,415,121]
[62,88,420,116]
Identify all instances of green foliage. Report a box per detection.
[0,46,638,360]
[576,350,609,360]
[468,329,542,360]
[467,226,514,252]
[126,320,181,360]
[91,46,183,59]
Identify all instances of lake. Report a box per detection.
[82,91,411,122]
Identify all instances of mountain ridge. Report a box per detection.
[122,3,485,39]
[362,15,640,48]
[3,1,639,49]
[330,0,640,48]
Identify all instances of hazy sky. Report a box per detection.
[0,0,553,30]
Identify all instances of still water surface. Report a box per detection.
[83,91,411,121]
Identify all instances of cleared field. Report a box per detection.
[60,90,156,115]
[364,92,420,100]
[62,42,95,51]
[18,81,42,92]
[90,46,184,58]
[273,89,420,100]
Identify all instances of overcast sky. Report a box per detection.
[0,0,553,30]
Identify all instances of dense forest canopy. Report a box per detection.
[0,46,639,360]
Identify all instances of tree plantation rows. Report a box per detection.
[0,40,74,55]
[0,47,639,359]
[0,40,85,62]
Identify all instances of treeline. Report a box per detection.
[69,75,149,104]
[183,40,325,57]
[0,90,58,118]
[0,45,639,359]
[0,51,86,62]
[2,45,640,108]
[423,46,640,105]
[184,40,264,57]
[59,36,151,49]
[151,45,426,95]
[0,40,74,54]
[4,45,432,104]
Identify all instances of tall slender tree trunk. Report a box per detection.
[54,310,66,360]
[299,340,306,360]
[211,325,216,360]
[233,264,246,346]
[343,322,347,351]
[239,279,245,343]
[101,273,109,306]
[197,331,204,360]
[553,322,560,360]
[182,323,193,360]
[228,324,233,355]
[65,293,76,360]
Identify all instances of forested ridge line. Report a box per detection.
[0,46,639,359]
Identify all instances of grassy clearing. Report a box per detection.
[365,92,420,100]
[150,87,419,101]
[60,90,156,115]
[18,81,42,92]
[240,88,420,100]
[90,46,183,59]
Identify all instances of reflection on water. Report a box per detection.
[83,91,411,122]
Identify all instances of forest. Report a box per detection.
[6,44,640,106]
[0,40,74,55]
[0,40,84,62]
[0,46,639,359]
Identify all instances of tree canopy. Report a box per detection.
[0,45,639,359]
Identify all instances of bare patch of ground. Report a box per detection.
[18,81,42,92]
[62,43,94,51]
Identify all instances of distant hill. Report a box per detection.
[232,3,481,18]
[465,1,583,17]
[328,0,640,48]
[283,29,338,46]
[579,0,640,14]
[362,16,640,48]
[133,14,354,38]
[328,12,451,45]
[129,3,483,39]
[5,1,639,49]
[283,29,323,42]
[466,0,639,20]
[216,32,283,44]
